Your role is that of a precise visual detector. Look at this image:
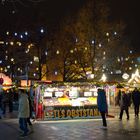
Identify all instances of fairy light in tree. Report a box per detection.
[70,50,74,53]
[54,71,58,75]
[117,58,120,62]
[4,68,7,72]
[10,41,14,46]
[20,35,23,39]
[45,51,48,56]
[30,61,33,64]
[25,31,28,36]
[40,28,44,33]
[114,32,117,35]
[91,40,95,45]
[25,49,29,53]
[99,43,102,47]
[6,31,9,35]
[125,57,129,61]
[17,68,20,71]
[74,48,77,51]
[14,32,18,36]
[129,67,132,70]
[5,55,8,60]
[106,32,109,36]
[11,58,14,62]
[17,42,22,46]
[56,50,59,54]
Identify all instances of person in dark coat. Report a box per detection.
[119,91,130,120]
[97,88,108,129]
[26,91,34,132]
[132,88,140,118]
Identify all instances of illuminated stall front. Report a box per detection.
[34,83,100,120]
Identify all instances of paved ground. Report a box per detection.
[0,107,140,140]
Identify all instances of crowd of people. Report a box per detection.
[0,86,140,137]
[97,87,140,130]
[0,89,14,118]
[0,87,35,138]
[116,87,140,120]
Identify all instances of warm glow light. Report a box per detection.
[21,80,31,87]
[100,74,107,82]
[106,32,109,36]
[0,73,12,85]
[128,69,140,84]
[56,50,60,54]
[10,42,14,45]
[0,41,4,44]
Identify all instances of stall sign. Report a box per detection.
[45,106,99,119]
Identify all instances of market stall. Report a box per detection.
[34,83,100,120]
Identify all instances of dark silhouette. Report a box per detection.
[97,88,108,129]
[26,91,34,132]
[119,91,130,120]
[132,88,140,118]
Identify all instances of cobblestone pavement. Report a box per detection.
[0,111,140,140]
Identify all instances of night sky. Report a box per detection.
[109,0,140,52]
[0,0,140,52]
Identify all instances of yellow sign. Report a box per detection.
[46,108,99,118]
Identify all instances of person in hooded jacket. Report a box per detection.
[18,89,30,137]
[97,88,108,129]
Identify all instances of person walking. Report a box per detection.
[18,89,30,137]
[26,91,34,132]
[119,91,130,120]
[132,88,140,118]
[97,88,108,129]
